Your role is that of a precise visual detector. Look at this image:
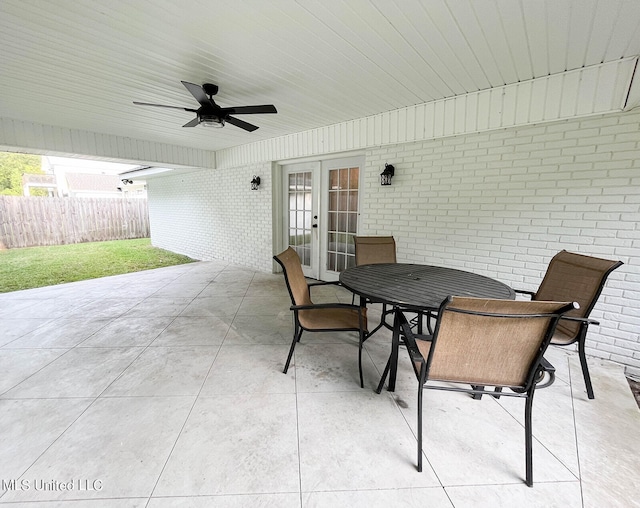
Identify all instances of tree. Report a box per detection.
[0,152,44,195]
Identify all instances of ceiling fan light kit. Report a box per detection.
[200,115,225,128]
[133,81,277,132]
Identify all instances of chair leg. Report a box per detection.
[365,303,391,340]
[358,335,364,389]
[375,355,392,394]
[283,326,303,374]
[358,312,368,389]
[471,385,484,400]
[524,388,535,487]
[366,321,385,339]
[577,333,595,399]
[417,382,424,472]
[425,311,434,334]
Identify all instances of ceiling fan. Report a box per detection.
[133,81,277,132]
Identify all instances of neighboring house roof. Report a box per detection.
[65,172,120,193]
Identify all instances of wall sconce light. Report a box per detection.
[380,163,394,186]
[121,179,133,185]
[251,175,261,190]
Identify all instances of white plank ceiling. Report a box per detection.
[1,0,640,155]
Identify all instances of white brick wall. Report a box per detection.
[362,110,640,377]
[147,163,273,272]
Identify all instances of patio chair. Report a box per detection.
[516,250,623,399]
[353,235,430,335]
[354,235,397,266]
[274,247,368,388]
[352,236,397,336]
[376,296,577,487]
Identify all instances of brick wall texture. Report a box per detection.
[148,110,639,377]
[148,162,273,272]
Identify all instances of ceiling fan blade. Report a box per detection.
[181,81,213,108]
[220,105,277,115]
[182,117,200,128]
[133,101,197,113]
[225,116,259,132]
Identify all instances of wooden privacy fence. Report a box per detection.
[0,196,150,249]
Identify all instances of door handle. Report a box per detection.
[312,224,318,228]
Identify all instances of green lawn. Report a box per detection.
[0,238,195,293]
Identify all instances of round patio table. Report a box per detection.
[339,263,515,312]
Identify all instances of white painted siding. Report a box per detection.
[216,59,637,169]
[0,118,216,169]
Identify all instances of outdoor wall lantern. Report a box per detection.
[380,163,395,186]
[251,175,261,190]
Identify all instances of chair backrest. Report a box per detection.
[354,236,396,266]
[274,247,312,306]
[424,297,576,389]
[534,250,623,339]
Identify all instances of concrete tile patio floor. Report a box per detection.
[1,260,639,508]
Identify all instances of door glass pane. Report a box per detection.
[329,170,339,190]
[288,171,312,267]
[326,166,358,272]
[347,212,358,234]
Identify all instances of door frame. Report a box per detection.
[318,155,364,281]
[281,160,321,279]
[272,151,365,279]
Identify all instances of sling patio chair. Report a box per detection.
[376,296,577,487]
[354,235,397,266]
[274,247,368,388]
[353,235,429,335]
[352,236,397,337]
[516,250,623,399]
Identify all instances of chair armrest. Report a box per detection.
[514,289,536,298]
[560,315,599,326]
[535,356,556,389]
[308,280,341,290]
[540,356,555,374]
[291,303,362,311]
[400,328,425,365]
[396,311,432,365]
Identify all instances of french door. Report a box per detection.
[283,156,363,281]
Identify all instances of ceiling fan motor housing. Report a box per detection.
[202,83,219,96]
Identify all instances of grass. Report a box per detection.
[0,238,195,293]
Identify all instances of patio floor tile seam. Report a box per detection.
[539,355,584,487]
[293,359,304,508]
[74,308,179,349]
[0,348,73,398]
[566,358,587,506]
[1,312,102,348]
[145,334,229,501]
[2,394,104,489]
[85,327,224,401]
[488,388,583,483]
